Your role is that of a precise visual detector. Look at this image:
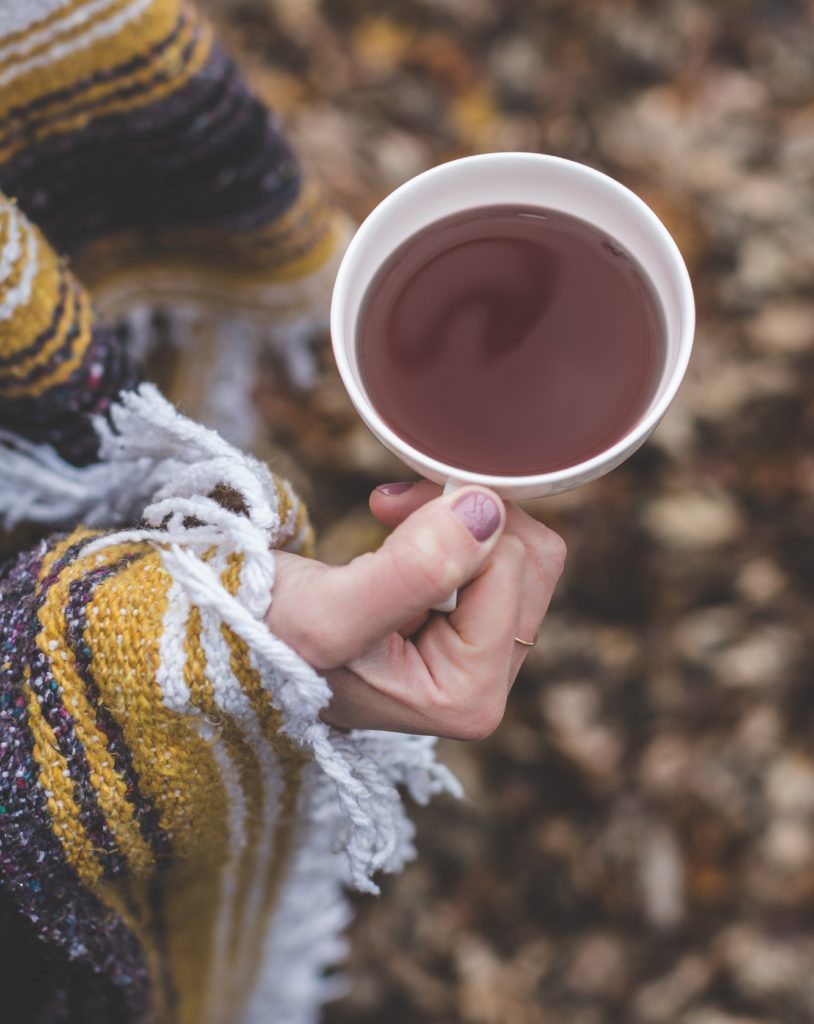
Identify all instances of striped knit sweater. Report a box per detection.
[0,4,457,1022]
[0,0,350,449]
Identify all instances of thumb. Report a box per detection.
[272,487,506,668]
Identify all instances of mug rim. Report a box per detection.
[330,152,695,491]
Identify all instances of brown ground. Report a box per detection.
[207,2,814,1021]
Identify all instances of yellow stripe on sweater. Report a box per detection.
[34,541,156,877]
[87,550,228,853]
[2,267,74,382]
[0,7,212,164]
[0,3,202,157]
[21,491,166,998]
[0,0,182,115]
[221,181,335,264]
[86,551,232,1024]
[290,497,316,557]
[0,0,138,76]
[0,216,63,364]
[23,666,103,888]
[0,272,93,398]
[0,0,114,50]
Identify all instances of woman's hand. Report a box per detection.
[266,481,566,739]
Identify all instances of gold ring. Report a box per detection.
[513,634,538,648]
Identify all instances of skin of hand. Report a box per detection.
[265,481,566,740]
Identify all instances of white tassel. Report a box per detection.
[0,383,280,531]
[0,431,127,528]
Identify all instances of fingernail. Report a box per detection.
[376,482,415,496]
[452,491,502,541]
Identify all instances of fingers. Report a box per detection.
[269,484,567,740]
[270,486,507,669]
[373,480,567,664]
[373,485,566,578]
[317,522,564,739]
[409,508,566,739]
[373,482,567,634]
[320,536,526,738]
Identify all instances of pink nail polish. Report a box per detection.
[376,482,415,496]
[452,491,501,541]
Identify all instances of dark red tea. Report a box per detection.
[357,205,664,476]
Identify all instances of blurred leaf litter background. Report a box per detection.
[204,1,814,1022]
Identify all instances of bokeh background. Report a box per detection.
[205,2,814,1022]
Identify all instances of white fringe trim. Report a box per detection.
[0,383,284,530]
[246,763,356,1024]
[247,731,462,1024]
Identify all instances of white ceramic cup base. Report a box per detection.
[330,153,695,609]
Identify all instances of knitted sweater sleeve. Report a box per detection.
[0,512,310,1022]
[0,488,460,1024]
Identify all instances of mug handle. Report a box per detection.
[431,478,465,613]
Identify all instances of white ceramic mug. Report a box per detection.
[330,152,695,609]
